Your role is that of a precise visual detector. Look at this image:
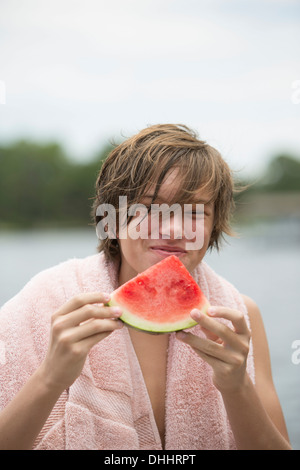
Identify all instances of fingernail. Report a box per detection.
[103,293,111,302]
[208,307,216,315]
[111,307,122,316]
[191,308,201,320]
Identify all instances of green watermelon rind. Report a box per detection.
[108,297,210,334]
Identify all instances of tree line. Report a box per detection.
[0,140,299,229]
[0,140,114,228]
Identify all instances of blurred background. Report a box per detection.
[0,0,299,449]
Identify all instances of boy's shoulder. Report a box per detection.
[32,252,102,281]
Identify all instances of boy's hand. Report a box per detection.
[176,306,251,393]
[39,292,123,391]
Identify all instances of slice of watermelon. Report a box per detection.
[109,255,210,333]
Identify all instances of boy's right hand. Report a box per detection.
[39,292,123,392]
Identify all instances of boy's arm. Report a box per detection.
[216,296,291,449]
[0,292,123,450]
[0,367,64,450]
[241,294,290,444]
[177,297,291,450]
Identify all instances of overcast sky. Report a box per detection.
[0,0,300,176]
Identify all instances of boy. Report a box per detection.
[0,124,291,449]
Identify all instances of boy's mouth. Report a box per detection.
[149,245,187,257]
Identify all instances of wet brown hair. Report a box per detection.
[92,124,236,260]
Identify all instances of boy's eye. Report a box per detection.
[136,201,211,218]
[184,210,205,218]
[145,205,152,213]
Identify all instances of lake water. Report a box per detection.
[0,220,299,449]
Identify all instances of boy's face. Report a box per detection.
[118,169,215,285]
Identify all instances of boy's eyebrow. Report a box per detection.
[196,199,214,206]
[142,194,214,205]
[142,194,166,202]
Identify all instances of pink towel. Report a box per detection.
[0,253,255,450]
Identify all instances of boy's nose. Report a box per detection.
[159,210,183,240]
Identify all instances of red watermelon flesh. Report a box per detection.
[109,255,210,333]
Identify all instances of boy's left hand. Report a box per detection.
[176,306,251,393]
